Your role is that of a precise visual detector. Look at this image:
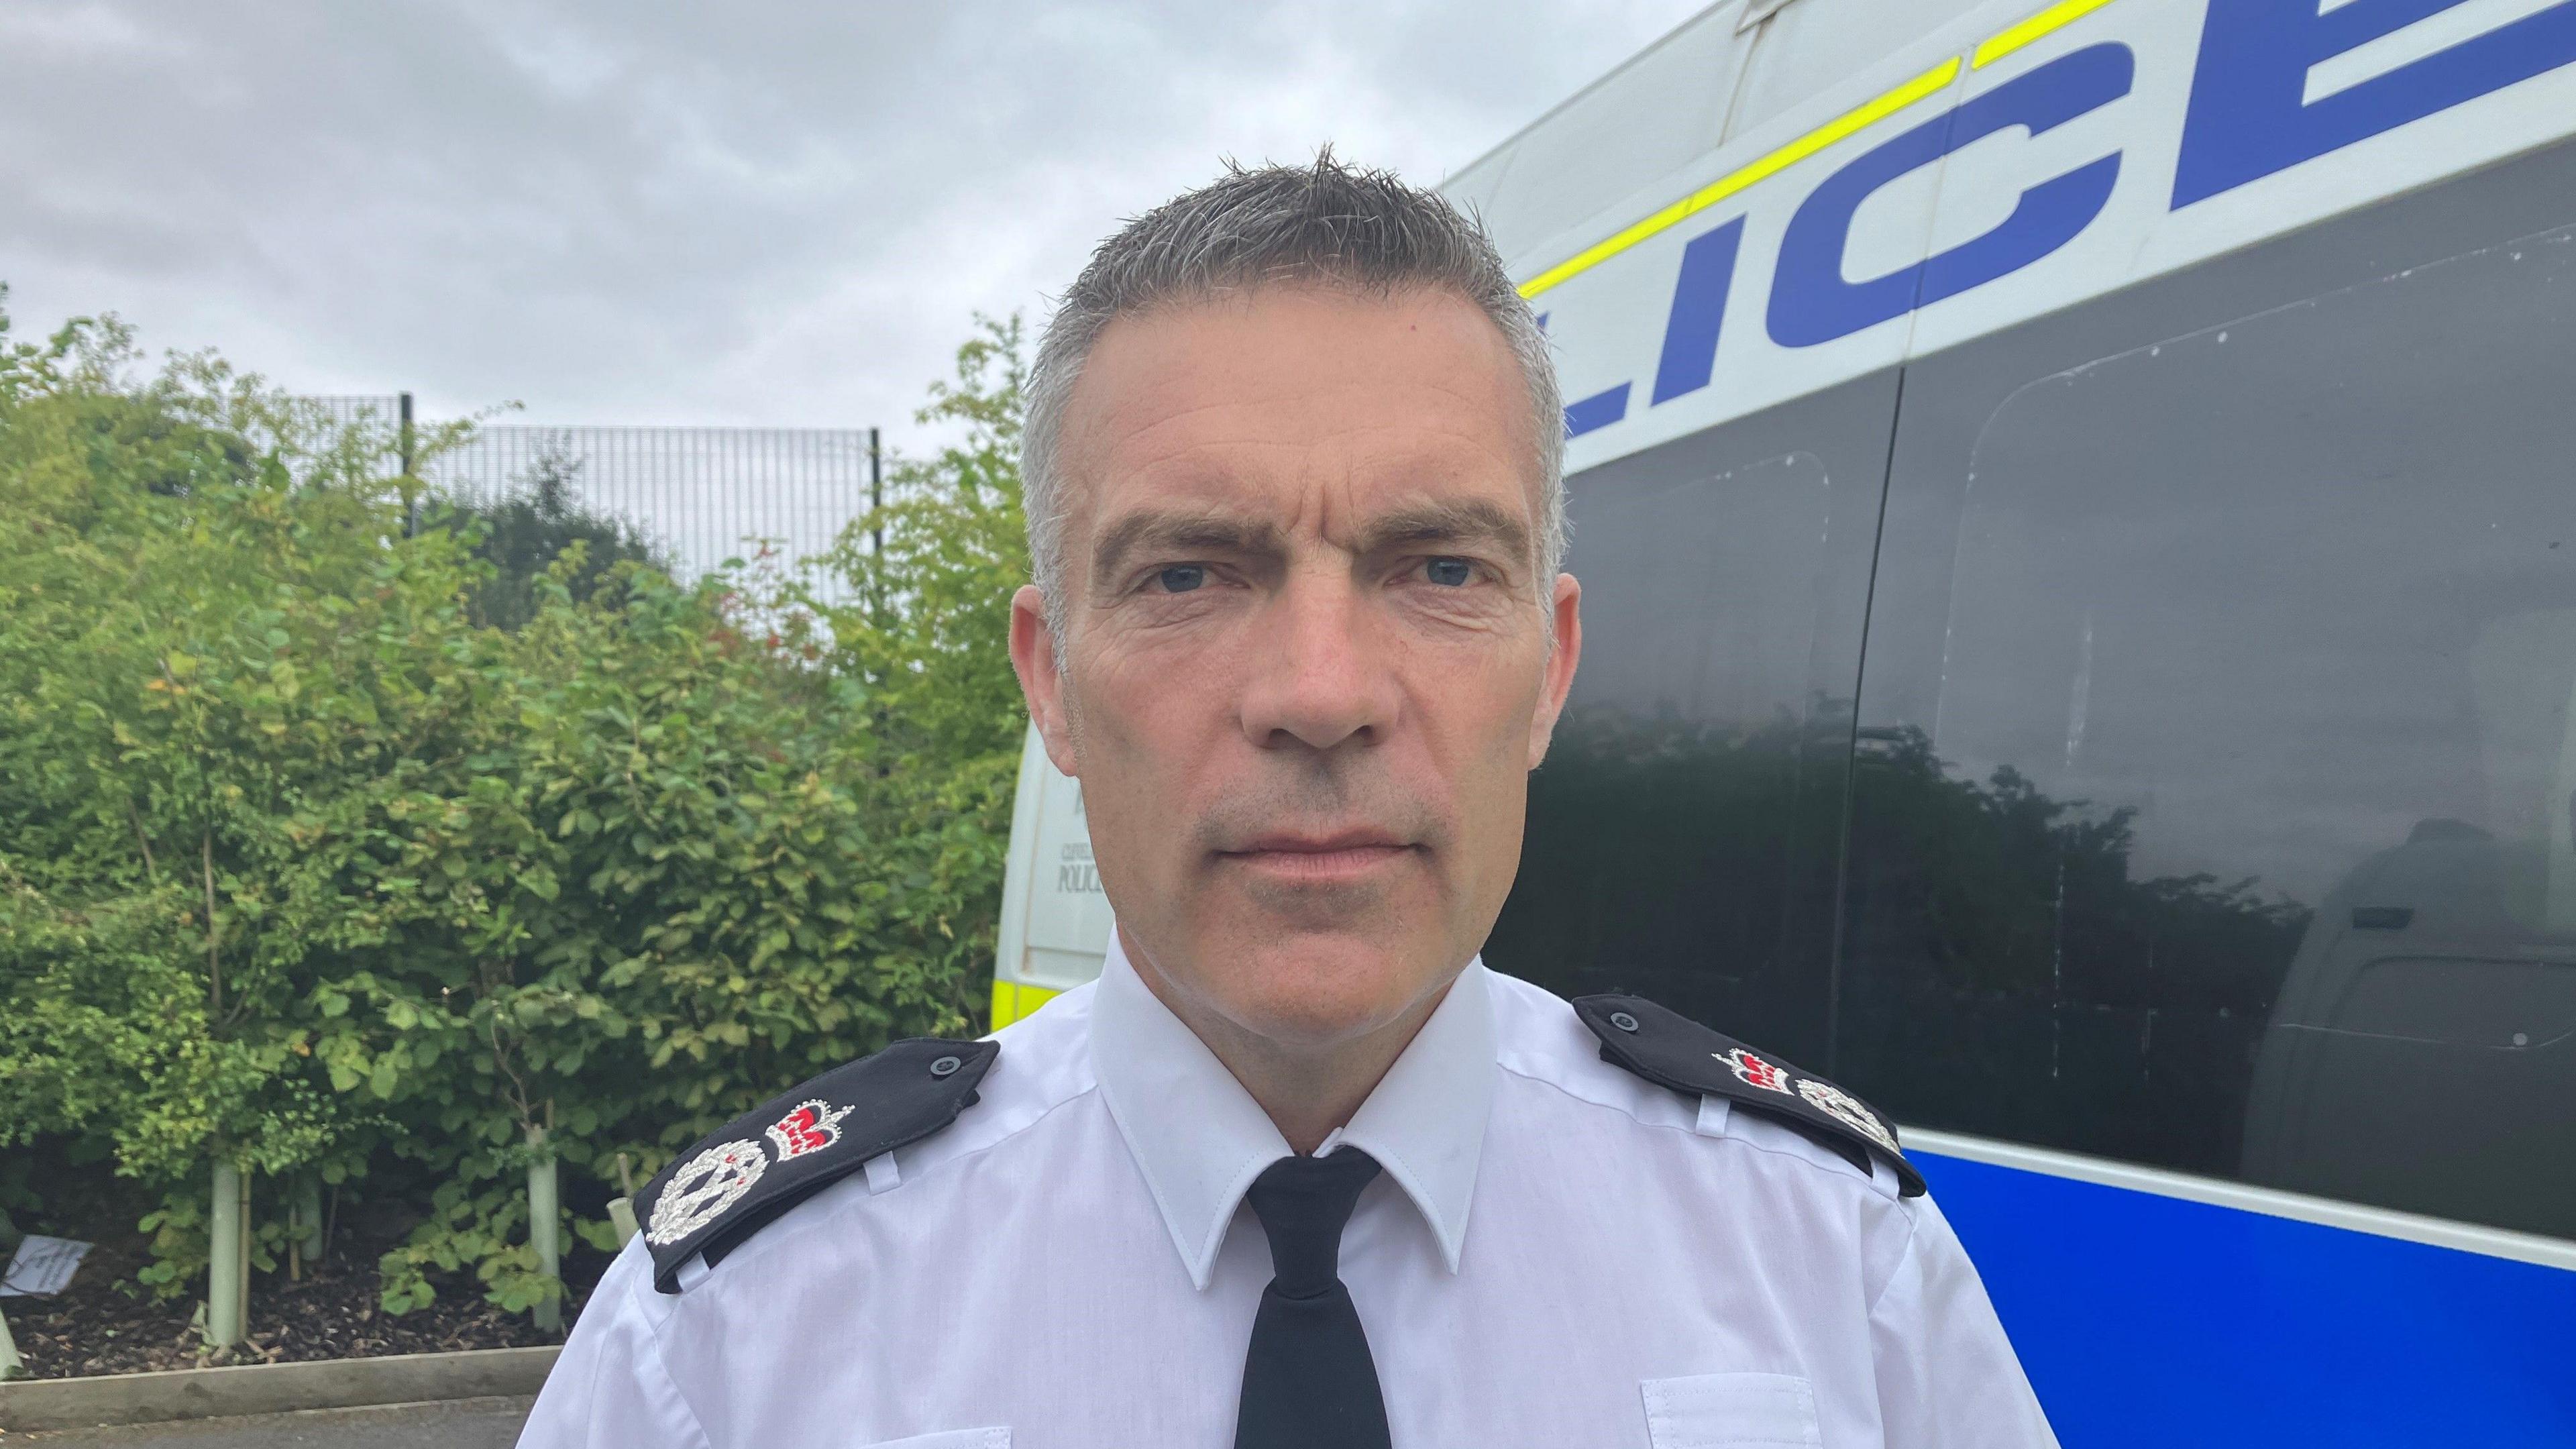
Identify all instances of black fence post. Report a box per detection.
[398,391,417,537]
[867,426,886,625]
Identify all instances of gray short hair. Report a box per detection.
[1022,153,1564,640]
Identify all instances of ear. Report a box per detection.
[1010,584,1080,776]
[1525,572,1583,769]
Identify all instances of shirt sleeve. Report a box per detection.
[1866,1193,2060,1449]
[516,1238,713,1449]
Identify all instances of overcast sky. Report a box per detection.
[0,1,1705,439]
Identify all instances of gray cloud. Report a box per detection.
[0,0,1706,435]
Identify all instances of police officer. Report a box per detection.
[519,156,2058,1449]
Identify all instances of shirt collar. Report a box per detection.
[1089,927,1497,1289]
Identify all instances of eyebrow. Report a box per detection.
[1090,510,1287,587]
[1352,499,1532,568]
[1087,496,1536,589]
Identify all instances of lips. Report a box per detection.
[1228,828,1409,855]
[1218,828,1419,882]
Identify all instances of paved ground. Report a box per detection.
[7,1397,533,1447]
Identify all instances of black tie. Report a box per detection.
[1234,1148,1394,1449]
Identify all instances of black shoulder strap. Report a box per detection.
[639,1036,999,1293]
[1572,994,1924,1197]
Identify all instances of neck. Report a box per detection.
[1120,925,1454,1155]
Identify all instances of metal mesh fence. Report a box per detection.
[302,392,408,437]
[301,394,880,601]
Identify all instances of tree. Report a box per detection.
[0,292,505,1330]
[801,313,1034,1030]
[428,438,665,631]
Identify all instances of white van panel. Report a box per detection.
[991,724,1110,1022]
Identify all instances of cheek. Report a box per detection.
[1407,648,1552,839]
[1425,637,1553,757]
[1085,604,1257,700]
[1079,647,1230,752]
[1064,654,1232,836]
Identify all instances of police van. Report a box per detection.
[992,0,2576,1437]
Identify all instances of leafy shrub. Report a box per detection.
[0,291,1030,1317]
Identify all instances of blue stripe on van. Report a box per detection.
[1913,1148,2576,1446]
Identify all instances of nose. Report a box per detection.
[1238,564,1401,753]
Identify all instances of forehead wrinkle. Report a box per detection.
[1076,304,1527,460]
[1104,409,1524,496]
[1060,300,1548,580]
[1100,386,1507,470]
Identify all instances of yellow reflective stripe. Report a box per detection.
[1974,0,2122,67]
[1517,57,1962,300]
[1514,0,2130,303]
[988,978,1062,1029]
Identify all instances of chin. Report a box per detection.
[1213,938,1440,1048]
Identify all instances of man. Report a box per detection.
[520,156,2057,1448]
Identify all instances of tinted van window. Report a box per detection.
[1493,443,1872,1065]
[1839,224,2576,1238]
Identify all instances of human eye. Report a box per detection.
[1152,564,1208,594]
[1424,556,1475,588]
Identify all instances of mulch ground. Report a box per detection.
[4,1232,610,1380]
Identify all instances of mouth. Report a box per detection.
[1217,829,1419,884]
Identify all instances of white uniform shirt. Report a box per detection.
[521,935,2058,1448]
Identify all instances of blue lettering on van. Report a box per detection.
[2174,0,2576,208]
[1650,218,1748,405]
[1769,43,2133,348]
[1564,382,1633,437]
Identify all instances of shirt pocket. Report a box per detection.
[863,1431,1010,1449]
[1640,1373,1823,1449]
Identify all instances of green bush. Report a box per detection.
[0,292,1030,1317]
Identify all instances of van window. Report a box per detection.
[1838,223,2576,1239]
[1495,450,1861,1061]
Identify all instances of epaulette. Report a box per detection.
[639,1036,999,1293]
[1572,994,1924,1197]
